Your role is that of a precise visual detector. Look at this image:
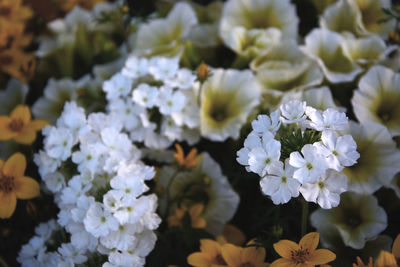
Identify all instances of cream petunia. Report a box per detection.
[134,2,198,58]
[301,28,363,83]
[199,69,261,141]
[352,65,400,137]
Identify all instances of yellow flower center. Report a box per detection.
[8,119,24,132]
[0,174,15,193]
[291,247,310,264]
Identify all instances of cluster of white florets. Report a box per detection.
[103,56,201,149]
[18,102,160,267]
[237,100,360,209]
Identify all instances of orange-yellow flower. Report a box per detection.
[187,238,228,267]
[54,0,104,12]
[0,153,40,219]
[353,256,373,267]
[0,105,48,144]
[168,203,207,229]
[373,234,400,267]
[221,240,268,267]
[271,232,336,267]
[0,0,33,23]
[174,144,203,169]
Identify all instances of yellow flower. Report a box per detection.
[221,240,268,267]
[168,203,207,229]
[0,105,48,145]
[187,238,228,267]
[353,256,373,267]
[374,234,400,267]
[54,0,104,12]
[0,0,33,23]
[0,153,40,218]
[174,144,203,170]
[271,232,336,267]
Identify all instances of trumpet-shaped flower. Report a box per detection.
[0,153,40,218]
[352,65,400,137]
[311,192,387,249]
[200,69,261,141]
[0,105,48,145]
[301,28,363,83]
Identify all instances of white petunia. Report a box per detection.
[314,131,359,171]
[280,100,307,124]
[289,144,328,183]
[300,170,348,209]
[260,160,300,204]
[83,202,119,238]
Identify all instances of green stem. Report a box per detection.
[301,197,309,237]
[163,169,180,218]
[0,257,9,267]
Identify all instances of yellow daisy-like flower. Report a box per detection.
[221,240,268,267]
[353,256,373,267]
[167,203,207,229]
[0,105,48,145]
[174,144,203,170]
[187,238,228,267]
[0,153,40,219]
[0,0,33,23]
[271,232,336,267]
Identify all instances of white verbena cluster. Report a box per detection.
[104,56,201,149]
[19,101,160,267]
[237,100,360,209]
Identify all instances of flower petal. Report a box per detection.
[14,130,36,145]
[0,117,15,141]
[299,232,319,251]
[14,176,40,199]
[3,153,26,178]
[392,234,400,258]
[221,243,242,266]
[270,258,295,267]
[273,240,299,258]
[28,119,49,131]
[11,105,31,124]
[187,252,214,266]
[307,249,336,265]
[0,192,17,219]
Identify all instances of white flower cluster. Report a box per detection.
[19,102,160,267]
[237,100,360,209]
[104,55,201,149]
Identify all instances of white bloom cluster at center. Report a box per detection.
[237,100,360,209]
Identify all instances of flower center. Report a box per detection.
[240,263,255,267]
[291,248,310,264]
[214,254,227,265]
[306,163,313,170]
[0,175,15,193]
[8,119,24,132]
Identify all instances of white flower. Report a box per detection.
[236,131,262,170]
[307,108,348,132]
[148,57,180,81]
[132,84,159,108]
[100,224,136,251]
[70,195,95,222]
[300,170,347,209]
[60,177,91,205]
[251,109,281,136]
[260,160,300,204]
[311,192,387,249]
[83,202,119,238]
[300,86,345,111]
[171,90,200,128]
[314,131,359,171]
[44,127,74,161]
[103,190,124,213]
[280,100,307,124]
[352,65,400,137]
[165,68,196,90]
[71,143,104,174]
[113,197,150,225]
[109,174,147,201]
[200,69,261,141]
[43,172,66,193]
[103,73,133,100]
[108,98,142,131]
[56,101,90,140]
[156,86,186,115]
[289,144,328,183]
[248,136,281,177]
[301,28,362,83]
[58,243,87,264]
[34,150,61,177]
[103,251,145,267]
[121,56,148,79]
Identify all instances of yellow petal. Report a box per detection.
[307,249,336,265]
[200,239,222,255]
[392,234,400,258]
[273,240,300,258]
[14,176,40,199]
[242,245,266,264]
[187,252,214,266]
[0,117,15,141]
[0,191,17,219]
[190,203,205,217]
[299,232,320,251]
[14,130,36,145]
[270,258,296,267]
[3,153,26,178]
[221,244,242,266]
[223,224,246,246]
[28,119,49,131]
[11,105,31,124]
[0,159,4,170]
[375,251,397,267]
